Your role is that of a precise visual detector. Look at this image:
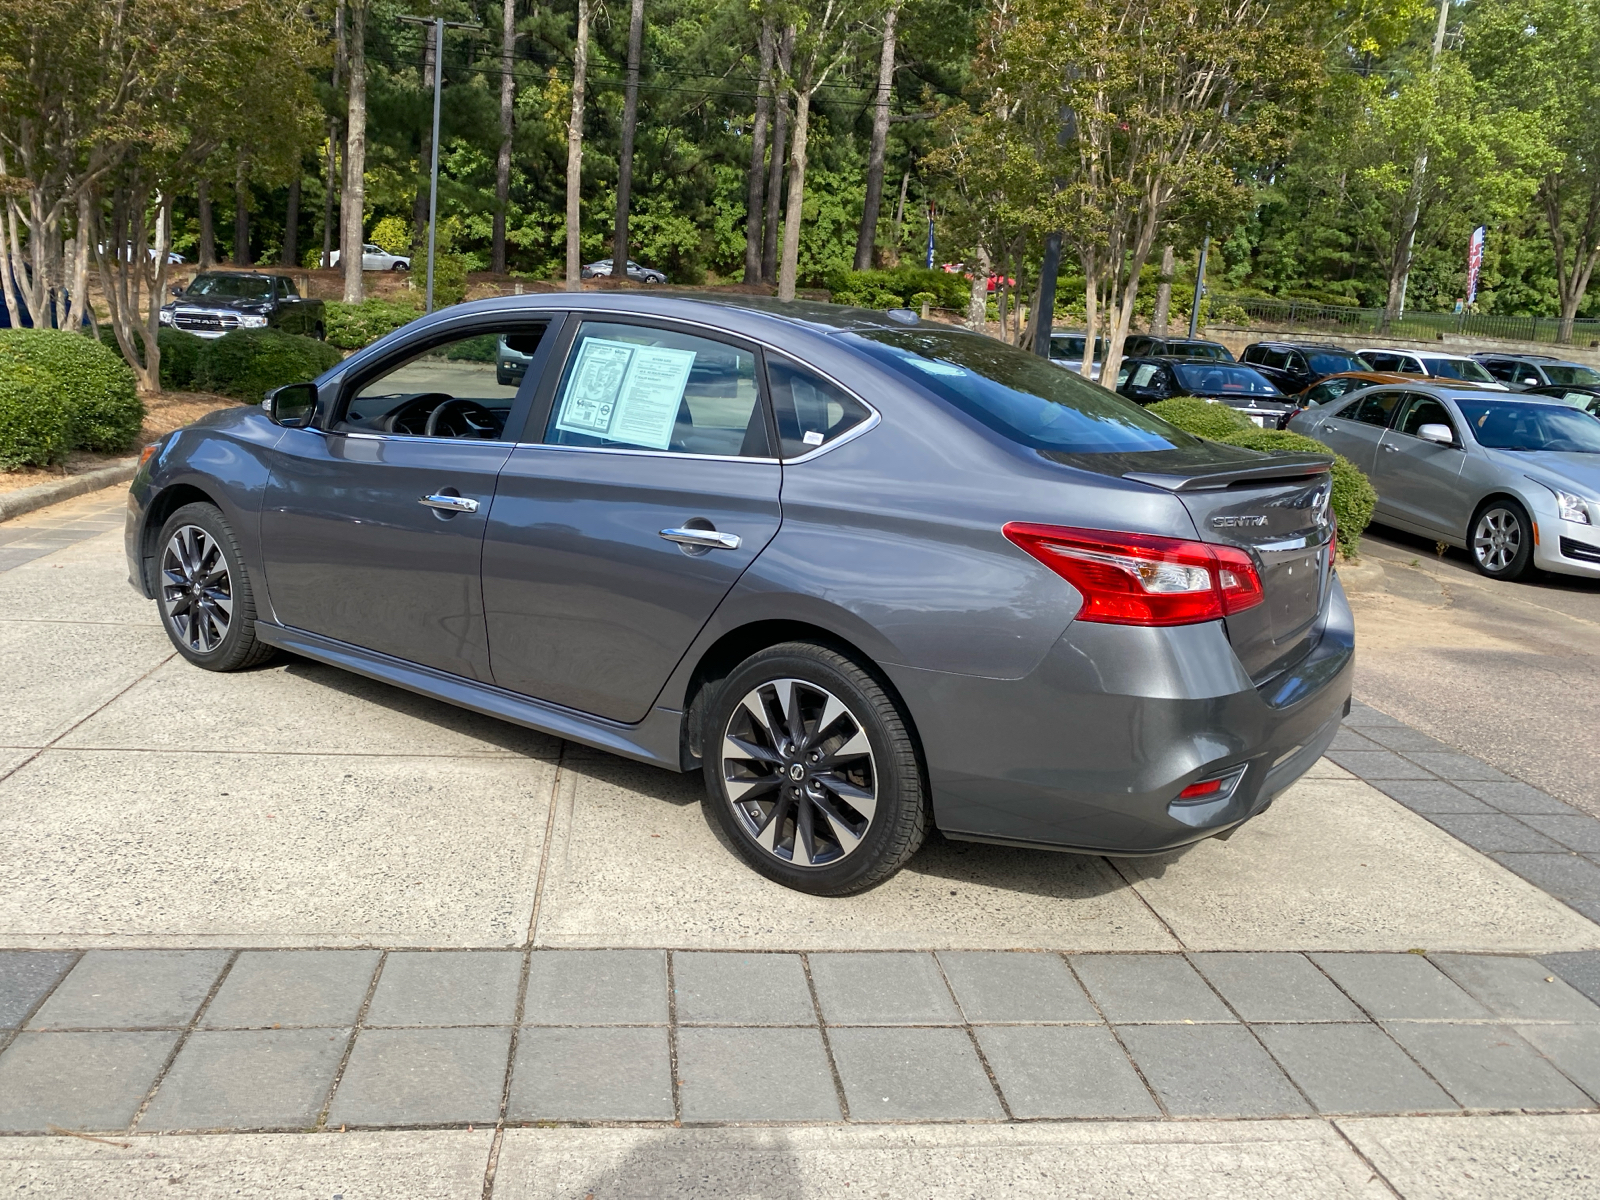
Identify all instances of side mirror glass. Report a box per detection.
[170,284,184,297]
[263,382,317,427]
[1417,423,1454,445]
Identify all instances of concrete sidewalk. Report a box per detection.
[2,492,1600,1196]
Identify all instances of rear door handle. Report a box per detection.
[660,527,742,550]
[419,494,479,513]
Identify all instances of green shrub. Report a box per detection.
[1148,397,1376,556]
[98,326,207,390]
[823,266,970,311]
[324,298,420,351]
[430,251,470,308]
[370,215,413,256]
[196,329,343,402]
[1146,396,1254,440]
[0,366,74,469]
[0,329,144,453]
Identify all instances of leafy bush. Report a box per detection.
[0,329,144,453]
[824,266,970,311]
[99,326,207,390]
[0,367,73,469]
[430,251,470,307]
[323,298,420,351]
[196,329,343,401]
[370,215,413,256]
[1148,397,1376,556]
[1146,396,1254,440]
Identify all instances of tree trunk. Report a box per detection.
[762,26,794,284]
[565,0,590,291]
[233,163,252,266]
[967,242,989,332]
[66,191,91,331]
[612,0,645,275]
[743,20,775,284]
[413,21,437,256]
[1151,243,1174,335]
[777,85,812,301]
[853,2,898,271]
[281,174,301,266]
[887,169,909,267]
[341,0,368,303]
[197,179,216,269]
[323,0,344,271]
[493,0,517,275]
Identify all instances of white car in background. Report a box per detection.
[329,243,411,272]
[1356,347,1509,390]
[1048,332,1105,380]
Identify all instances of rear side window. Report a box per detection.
[850,327,1198,454]
[1362,352,1399,372]
[1343,390,1403,428]
[766,357,870,458]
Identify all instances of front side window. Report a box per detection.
[850,327,1198,454]
[1307,352,1363,375]
[339,323,547,438]
[1395,395,1457,441]
[276,276,299,297]
[1457,401,1600,453]
[1482,359,1518,382]
[767,357,871,458]
[1420,356,1495,383]
[545,321,767,457]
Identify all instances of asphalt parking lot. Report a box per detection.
[2,491,1599,1197]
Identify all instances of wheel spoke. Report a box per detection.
[725,772,780,804]
[724,733,783,766]
[818,725,871,770]
[791,795,814,866]
[812,797,864,855]
[816,773,877,823]
[739,694,776,743]
[754,794,791,853]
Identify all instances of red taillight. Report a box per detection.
[1002,523,1265,626]
[1326,511,1338,572]
[1178,778,1224,800]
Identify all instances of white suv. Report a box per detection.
[1356,347,1508,389]
[329,243,411,272]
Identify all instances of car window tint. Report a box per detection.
[1303,383,1336,406]
[1345,390,1402,427]
[545,321,767,458]
[1545,364,1600,386]
[1259,348,1289,369]
[342,323,548,438]
[850,327,1198,454]
[1483,359,1516,381]
[767,357,870,458]
[1420,356,1494,383]
[1241,345,1264,363]
[1457,400,1600,452]
[1307,352,1363,375]
[1132,363,1160,387]
[1396,395,1455,439]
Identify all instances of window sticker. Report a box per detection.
[554,336,698,450]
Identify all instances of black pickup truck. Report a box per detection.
[159,271,326,340]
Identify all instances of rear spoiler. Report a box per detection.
[1123,453,1332,492]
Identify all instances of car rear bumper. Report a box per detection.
[888,577,1355,855]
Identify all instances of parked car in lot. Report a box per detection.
[159,272,325,339]
[127,295,1351,895]
[1115,356,1293,426]
[1239,341,1368,394]
[1522,382,1600,415]
[329,243,412,272]
[1121,335,1235,361]
[1047,331,1105,379]
[1288,384,1600,581]
[1356,347,1508,389]
[582,258,667,284]
[1472,353,1600,390]
[1274,370,1480,430]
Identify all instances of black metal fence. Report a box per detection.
[1211,294,1600,348]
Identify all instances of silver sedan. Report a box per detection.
[1287,382,1600,581]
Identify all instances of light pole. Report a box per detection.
[1188,234,1209,340]
[397,14,481,313]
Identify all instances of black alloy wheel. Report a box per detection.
[705,642,926,895]
[155,503,275,671]
[1471,499,1535,581]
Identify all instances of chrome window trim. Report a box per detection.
[511,441,779,465]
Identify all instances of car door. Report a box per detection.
[1372,394,1467,534]
[480,317,782,723]
[1306,388,1401,474]
[258,315,558,681]
[274,276,307,336]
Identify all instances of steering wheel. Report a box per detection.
[425,397,499,439]
[383,393,452,435]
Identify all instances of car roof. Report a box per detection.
[1248,340,1359,353]
[1357,346,1477,361]
[1474,351,1563,362]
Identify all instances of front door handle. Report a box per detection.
[419,494,479,513]
[660,527,742,551]
[1383,443,1400,452]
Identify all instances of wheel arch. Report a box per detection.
[139,483,224,594]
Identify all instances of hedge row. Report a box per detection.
[99,326,207,390]
[0,330,144,467]
[824,267,972,312]
[1146,396,1376,557]
[191,329,343,400]
[324,298,421,351]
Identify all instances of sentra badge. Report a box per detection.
[1212,515,1269,528]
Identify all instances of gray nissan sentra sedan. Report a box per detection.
[126,295,1352,895]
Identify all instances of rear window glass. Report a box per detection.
[849,328,1197,454]
[1166,342,1231,361]
[1420,357,1495,383]
[1307,352,1363,375]
[1171,364,1279,395]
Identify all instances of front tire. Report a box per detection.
[704,642,927,896]
[1471,499,1534,581]
[154,503,275,671]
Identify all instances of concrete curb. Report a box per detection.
[0,458,137,524]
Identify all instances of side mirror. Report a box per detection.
[170,285,184,297]
[1417,423,1454,446]
[263,382,317,427]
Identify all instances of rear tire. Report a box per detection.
[703,642,927,896]
[1471,498,1534,581]
[154,502,276,671]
